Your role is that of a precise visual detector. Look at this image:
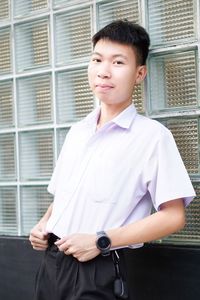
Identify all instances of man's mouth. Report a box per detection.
[95,83,114,91]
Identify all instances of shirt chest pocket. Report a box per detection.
[87,154,124,204]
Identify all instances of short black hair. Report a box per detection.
[92,20,150,65]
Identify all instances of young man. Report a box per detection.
[29,20,195,300]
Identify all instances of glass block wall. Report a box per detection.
[0,0,199,244]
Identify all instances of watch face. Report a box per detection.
[98,236,110,249]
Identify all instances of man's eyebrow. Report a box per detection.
[91,52,128,60]
[112,54,128,60]
[91,51,102,56]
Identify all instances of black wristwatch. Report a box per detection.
[96,231,111,256]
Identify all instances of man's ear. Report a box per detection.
[135,65,147,85]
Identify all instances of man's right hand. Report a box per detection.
[29,222,49,251]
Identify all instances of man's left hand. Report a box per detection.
[55,233,100,262]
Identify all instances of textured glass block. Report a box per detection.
[14,0,49,17]
[98,0,139,29]
[147,0,196,47]
[21,185,53,235]
[15,19,50,72]
[0,28,12,74]
[164,118,199,175]
[53,0,89,8]
[0,0,10,21]
[0,134,16,181]
[163,182,200,244]
[0,187,17,235]
[55,8,91,65]
[133,83,145,114]
[17,74,52,127]
[56,69,94,123]
[57,128,69,156]
[149,51,198,113]
[0,80,14,128]
[19,130,54,180]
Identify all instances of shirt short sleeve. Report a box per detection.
[147,127,195,211]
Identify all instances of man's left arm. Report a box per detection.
[108,198,185,248]
[55,198,185,261]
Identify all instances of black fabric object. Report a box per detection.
[34,234,130,300]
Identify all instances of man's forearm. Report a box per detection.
[107,199,185,248]
[39,202,53,224]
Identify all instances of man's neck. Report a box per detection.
[97,101,132,129]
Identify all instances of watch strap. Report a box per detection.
[97,231,106,236]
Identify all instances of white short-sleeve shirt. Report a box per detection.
[46,104,195,248]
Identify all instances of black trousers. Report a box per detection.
[34,234,129,300]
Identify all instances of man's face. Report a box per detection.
[88,39,146,107]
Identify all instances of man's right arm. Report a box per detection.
[29,203,53,251]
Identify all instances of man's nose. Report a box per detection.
[97,64,111,79]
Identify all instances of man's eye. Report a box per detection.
[114,61,124,65]
[92,58,101,62]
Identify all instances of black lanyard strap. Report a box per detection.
[111,250,129,299]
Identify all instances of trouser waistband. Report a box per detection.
[48,233,124,256]
[48,233,60,247]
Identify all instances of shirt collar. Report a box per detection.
[84,104,137,130]
[111,104,137,129]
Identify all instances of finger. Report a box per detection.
[57,243,70,252]
[72,253,80,259]
[30,241,48,250]
[33,245,47,251]
[77,256,85,262]
[30,232,47,241]
[31,239,48,247]
[30,236,48,245]
[42,230,49,235]
[64,249,71,255]
[31,241,48,249]
[55,237,67,246]
[55,240,71,252]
